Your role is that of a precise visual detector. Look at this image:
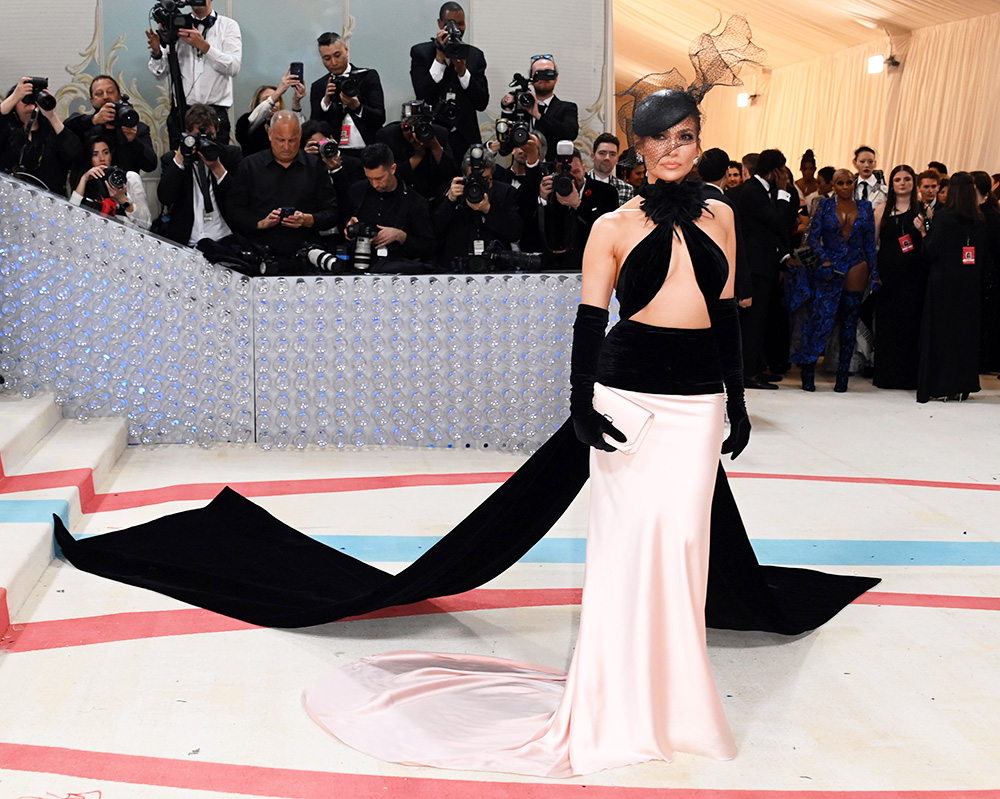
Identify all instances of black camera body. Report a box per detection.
[438,19,470,61]
[110,95,139,128]
[509,73,536,111]
[27,77,57,112]
[317,139,339,158]
[179,127,221,162]
[462,144,489,205]
[544,140,577,198]
[433,91,460,127]
[152,0,208,46]
[346,221,379,240]
[495,73,535,157]
[347,221,380,270]
[105,166,128,190]
[328,73,360,100]
[401,101,435,144]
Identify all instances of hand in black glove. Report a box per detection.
[721,400,750,459]
[573,410,626,452]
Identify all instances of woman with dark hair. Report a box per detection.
[795,148,817,198]
[792,168,878,391]
[853,145,886,208]
[234,73,306,156]
[972,171,1000,373]
[917,172,987,402]
[871,165,925,388]
[69,135,151,229]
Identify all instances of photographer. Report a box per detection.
[434,144,521,269]
[64,75,157,174]
[302,119,353,235]
[308,32,386,163]
[410,2,489,160]
[537,144,617,270]
[346,142,434,272]
[70,135,152,229]
[375,101,458,201]
[500,56,578,150]
[225,111,336,271]
[235,75,306,157]
[157,103,242,246]
[145,0,242,147]
[492,131,545,252]
[1,77,83,196]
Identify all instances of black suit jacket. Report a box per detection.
[409,40,489,149]
[736,177,794,279]
[64,113,157,174]
[156,145,243,246]
[534,95,578,147]
[433,180,522,267]
[308,65,386,146]
[702,182,751,301]
[540,175,618,270]
[493,163,544,252]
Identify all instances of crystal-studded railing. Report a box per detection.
[0,173,611,452]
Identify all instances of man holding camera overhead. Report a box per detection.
[375,101,458,201]
[156,103,242,247]
[64,75,157,174]
[309,32,386,165]
[501,56,578,151]
[410,2,489,162]
[145,0,242,148]
[434,144,521,271]
[1,77,82,197]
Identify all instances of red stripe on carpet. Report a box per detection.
[726,471,1000,492]
[0,586,10,640]
[5,589,997,655]
[0,742,997,798]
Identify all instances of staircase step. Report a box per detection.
[0,393,61,478]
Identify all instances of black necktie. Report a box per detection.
[861,182,869,201]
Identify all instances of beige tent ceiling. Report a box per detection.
[614,0,1000,91]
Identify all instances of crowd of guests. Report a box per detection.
[1,0,996,401]
[698,146,1000,403]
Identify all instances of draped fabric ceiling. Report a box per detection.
[613,0,1000,173]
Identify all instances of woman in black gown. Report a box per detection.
[971,171,1000,374]
[873,165,926,389]
[917,172,987,402]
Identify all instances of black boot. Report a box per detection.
[835,291,864,393]
[800,362,816,392]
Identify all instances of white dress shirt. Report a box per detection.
[149,13,242,108]
[429,58,472,90]
[854,174,887,209]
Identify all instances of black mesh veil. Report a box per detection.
[617,16,766,165]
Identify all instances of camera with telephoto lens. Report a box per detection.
[483,246,543,272]
[494,73,533,156]
[547,139,576,197]
[105,166,128,190]
[151,0,208,46]
[346,221,380,270]
[462,144,489,205]
[26,77,57,112]
[328,73,360,100]
[436,18,470,61]
[179,126,221,162]
[316,139,339,158]
[401,101,435,144]
[109,94,139,128]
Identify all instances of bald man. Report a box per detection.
[227,110,338,270]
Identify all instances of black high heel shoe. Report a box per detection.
[800,363,816,392]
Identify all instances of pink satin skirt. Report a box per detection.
[304,391,735,777]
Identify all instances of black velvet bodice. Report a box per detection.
[616,180,728,320]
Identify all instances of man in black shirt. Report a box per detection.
[346,143,434,272]
[308,31,385,162]
[375,101,458,201]
[1,77,82,196]
[434,144,521,270]
[410,2,489,160]
[226,110,337,271]
[64,75,157,174]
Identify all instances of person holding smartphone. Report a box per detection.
[234,72,305,157]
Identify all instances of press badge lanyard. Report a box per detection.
[194,161,215,220]
[896,213,914,253]
[963,234,976,265]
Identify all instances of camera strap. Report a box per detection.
[194,160,215,217]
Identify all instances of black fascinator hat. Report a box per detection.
[617,16,765,166]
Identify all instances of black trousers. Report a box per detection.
[740,272,773,377]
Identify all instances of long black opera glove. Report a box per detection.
[710,297,751,459]
[570,303,626,452]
